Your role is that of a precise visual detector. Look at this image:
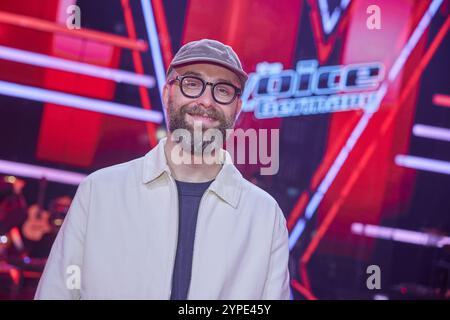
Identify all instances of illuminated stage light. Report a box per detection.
[433,94,450,108]
[0,235,8,244]
[395,155,450,175]
[141,0,166,111]
[351,223,450,248]
[0,45,155,88]
[0,80,163,123]
[0,10,147,51]
[413,124,450,142]
[288,218,306,251]
[388,0,443,81]
[0,159,86,185]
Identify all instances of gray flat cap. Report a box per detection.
[167,39,248,89]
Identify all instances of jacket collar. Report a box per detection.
[142,138,242,208]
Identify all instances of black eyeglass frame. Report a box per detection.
[169,75,242,105]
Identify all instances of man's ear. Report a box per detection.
[236,98,242,116]
[233,98,243,125]
[162,83,170,112]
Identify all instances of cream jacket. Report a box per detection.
[35,138,290,299]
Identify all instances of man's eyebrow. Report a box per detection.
[181,71,202,77]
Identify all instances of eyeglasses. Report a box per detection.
[169,75,242,105]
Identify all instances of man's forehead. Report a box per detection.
[173,63,241,86]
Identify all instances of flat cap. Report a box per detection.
[167,39,248,89]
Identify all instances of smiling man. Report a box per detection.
[35,39,290,300]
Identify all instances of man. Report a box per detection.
[35,39,290,300]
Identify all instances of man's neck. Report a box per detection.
[164,134,222,183]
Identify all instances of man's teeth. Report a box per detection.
[191,114,213,120]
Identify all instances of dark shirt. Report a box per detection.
[170,179,214,300]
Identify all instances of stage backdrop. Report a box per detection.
[0,0,449,299]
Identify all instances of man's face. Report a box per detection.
[163,63,242,152]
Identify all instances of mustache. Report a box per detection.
[181,104,222,121]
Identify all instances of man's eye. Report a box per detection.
[217,86,232,95]
[185,81,200,87]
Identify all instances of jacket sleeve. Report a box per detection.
[34,177,91,300]
[262,204,291,300]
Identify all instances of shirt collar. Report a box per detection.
[142,137,242,208]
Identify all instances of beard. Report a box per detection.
[167,99,236,155]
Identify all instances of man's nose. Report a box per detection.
[195,84,215,108]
